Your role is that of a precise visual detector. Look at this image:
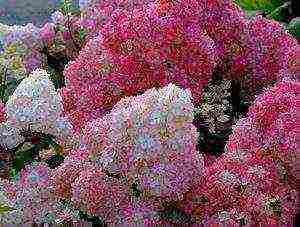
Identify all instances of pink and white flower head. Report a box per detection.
[51,10,65,25]
[40,22,56,44]
[0,121,25,149]
[3,69,78,150]
[51,147,92,199]
[5,69,63,132]
[71,167,129,222]
[0,163,60,224]
[90,84,204,200]
[0,100,6,123]
[17,162,52,189]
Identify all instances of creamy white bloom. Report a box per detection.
[6,69,63,131]
[0,121,25,149]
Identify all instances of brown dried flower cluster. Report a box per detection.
[199,79,232,133]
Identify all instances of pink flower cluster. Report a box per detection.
[50,83,204,224]
[241,16,298,94]
[60,0,298,130]
[178,77,298,226]
[81,84,203,200]
[62,2,218,129]
[0,0,299,225]
[0,163,63,224]
[0,100,6,123]
[51,147,129,224]
[78,0,155,39]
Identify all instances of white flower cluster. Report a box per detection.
[82,83,204,200]
[0,69,77,150]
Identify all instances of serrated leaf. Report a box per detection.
[266,2,290,21]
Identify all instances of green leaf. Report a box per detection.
[45,154,65,169]
[0,77,23,104]
[266,2,290,21]
[0,203,15,213]
[78,210,106,226]
[40,134,62,154]
[159,205,194,224]
[9,168,19,181]
[59,0,81,15]
[76,28,87,42]
[235,0,284,14]
[131,182,142,198]
[12,144,40,173]
[287,17,300,40]
[59,0,72,13]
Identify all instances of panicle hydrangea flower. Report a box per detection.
[191,77,298,225]
[240,186,298,226]
[81,83,204,201]
[155,0,247,61]
[62,5,218,129]
[100,6,217,101]
[0,100,6,123]
[63,37,116,90]
[3,23,43,51]
[51,147,93,200]
[51,10,65,25]
[242,15,298,94]
[181,147,297,225]
[5,69,63,130]
[181,77,298,224]
[225,77,297,175]
[0,23,50,75]
[2,69,77,150]
[40,22,56,44]
[0,163,62,224]
[247,77,296,130]
[71,167,129,222]
[78,0,155,38]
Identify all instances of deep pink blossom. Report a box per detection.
[0,101,6,123]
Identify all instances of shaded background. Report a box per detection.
[0,0,78,26]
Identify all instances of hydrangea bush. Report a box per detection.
[0,0,298,225]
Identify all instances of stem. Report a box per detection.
[66,13,80,52]
[0,66,7,103]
